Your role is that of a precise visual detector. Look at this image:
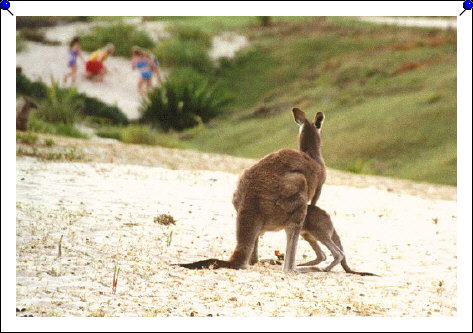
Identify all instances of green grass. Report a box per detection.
[81,23,154,57]
[146,16,257,34]
[148,16,315,34]
[29,115,88,139]
[16,17,457,185]
[154,39,213,73]
[168,24,213,48]
[95,125,182,148]
[16,35,26,53]
[178,17,456,185]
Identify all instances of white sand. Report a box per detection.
[16,147,456,316]
[357,17,457,30]
[210,32,248,60]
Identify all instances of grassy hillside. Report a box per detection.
[176,17,456,185]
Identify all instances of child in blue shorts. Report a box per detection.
[131,46,154,97]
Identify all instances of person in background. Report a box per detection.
[142,48,163,85]
[131,46,154,96]
[63,36,84,85]
[85,43,115,81]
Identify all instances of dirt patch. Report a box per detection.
[394,61,424,75]
[392,34,449,51]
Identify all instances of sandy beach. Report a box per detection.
[16,136,457,317]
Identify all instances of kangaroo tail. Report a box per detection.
[176,258,237,270]
[332,230,379,277]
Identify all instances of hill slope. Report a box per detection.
[180,17,457,185]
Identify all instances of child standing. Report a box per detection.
[142,48,163,85]
[63,37,84,85]
[131,47,154,97]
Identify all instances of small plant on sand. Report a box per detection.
[16,132,38,145]
[166,230,174,247]
[57,235,63,257]
[154,214,176,226]
[112,265,120,294]
[44,138,55,147]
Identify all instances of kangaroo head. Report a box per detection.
[292,108,324,159]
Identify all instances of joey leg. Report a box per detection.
[298,239,327,266]
[319,237,344,272]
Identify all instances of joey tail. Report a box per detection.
[332,230,379,277]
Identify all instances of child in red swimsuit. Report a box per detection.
[85,44,115,81]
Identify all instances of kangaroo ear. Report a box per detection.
[292,108,307,125]
[315,112,324,129]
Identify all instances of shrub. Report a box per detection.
[119,125,158,145]
[16,70,48,100]
[81,23,154,57]
[16,16,87,29]
[78,94,128,125]
[169,25,212,48]
[257,16,272,27]
[16,71,128,125]
[140,68,231,131]
[35,79,83,124]
[154,39,214,73]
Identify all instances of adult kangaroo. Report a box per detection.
[178,108,326,272]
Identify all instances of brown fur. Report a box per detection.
[179,108,326,272]
[16,97,38,131]
[299,205,378,276]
